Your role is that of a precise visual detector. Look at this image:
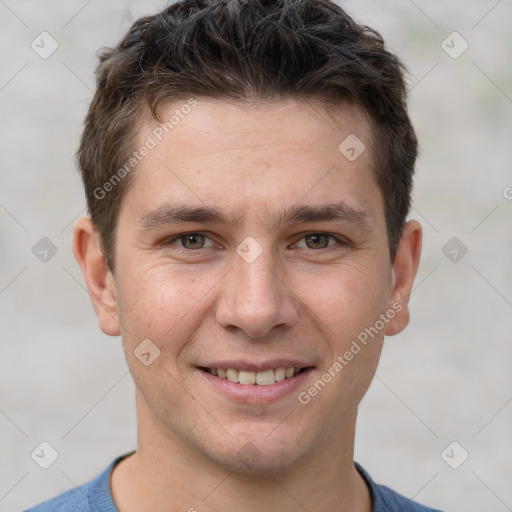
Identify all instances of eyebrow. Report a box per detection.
[136,201,372,233]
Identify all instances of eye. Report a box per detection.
[165,232,215,250]
[294,233,344,250]
[163,231,346,252]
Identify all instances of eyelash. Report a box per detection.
[163,232,347,252]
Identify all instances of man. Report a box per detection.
[25,0,443,510]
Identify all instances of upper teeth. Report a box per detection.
[208,367,300,385]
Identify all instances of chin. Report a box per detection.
[203,426,310,475]
[215,447,302,475]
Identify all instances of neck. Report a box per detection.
[111,393,372,512]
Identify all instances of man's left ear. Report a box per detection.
[385,220,422,336]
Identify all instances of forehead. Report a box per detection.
[148,97,373,153]
[140,97,374,164]
[120,97,382,228]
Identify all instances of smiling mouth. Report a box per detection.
[199,367,308,386]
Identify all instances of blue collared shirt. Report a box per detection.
[24,453,443,511]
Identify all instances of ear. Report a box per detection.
[72,217,121,336]
[385,220,422,336]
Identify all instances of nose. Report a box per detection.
[215,249,300,339]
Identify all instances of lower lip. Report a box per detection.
[197,368,314,404]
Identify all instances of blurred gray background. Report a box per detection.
[1,1,511,511]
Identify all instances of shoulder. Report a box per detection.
[23,484,91,511]
[23,453,133,512]
[355,462,445,512]
[373,483,444,511]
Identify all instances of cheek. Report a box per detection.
[300,261,389,404]
[116,265,192,342]
[307,260,391,342]
[115,268,208,404]
[116,262,224,360]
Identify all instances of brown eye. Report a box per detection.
[165,232,215,250]
[180,234,206,249]
[302,233,335,249]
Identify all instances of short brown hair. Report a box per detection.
[77,0,418,271]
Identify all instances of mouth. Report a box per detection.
[199,366,308,386]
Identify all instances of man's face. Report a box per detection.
[98,98,407,471]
